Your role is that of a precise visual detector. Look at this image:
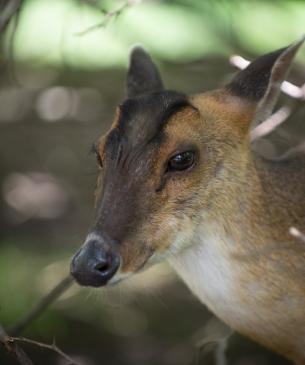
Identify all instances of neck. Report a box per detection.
[169,150,305,361]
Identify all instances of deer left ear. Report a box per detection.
[226,37,305,125]
[126,46,164,98]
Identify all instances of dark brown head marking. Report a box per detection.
[115,91,189,148]
[94,90,191,242]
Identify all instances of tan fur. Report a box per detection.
[88,73,305,365]
[169,90,305,363]
[69,41,305,363]
[94,88,305,362]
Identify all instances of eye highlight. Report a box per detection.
[167,151,195,172]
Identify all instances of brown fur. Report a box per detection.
[190,91,305,363]
[74,42,305,364]
[92,88,305,362]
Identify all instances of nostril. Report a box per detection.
[94,259,111,273]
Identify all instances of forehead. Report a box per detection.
[107,91,190,149]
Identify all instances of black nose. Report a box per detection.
[70,237,120,287]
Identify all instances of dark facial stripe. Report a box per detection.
[117,90,190,140]
[92,91,193,242]
[100,90,192,170]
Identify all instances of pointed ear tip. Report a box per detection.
[129,44,150,59]
[288,35,305,50]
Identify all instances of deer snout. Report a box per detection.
[70,235,120,287]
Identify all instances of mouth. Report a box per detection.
[70,236,157,288]
[107,270,133,286]
[100,250,154,287]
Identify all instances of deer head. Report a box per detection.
[71,39,304,287]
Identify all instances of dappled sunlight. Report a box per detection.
[36,86,75,122]
[4,0,305,69]
[0,1,305,364]
[2,172,69,222]
[36,86,103,123]
[0,84,105,123]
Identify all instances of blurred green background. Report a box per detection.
[0,0,305,364]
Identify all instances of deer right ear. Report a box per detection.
[226,37,305,126]
[126,46,164,98]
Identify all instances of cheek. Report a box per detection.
[115,173,203,273]
[118,213,195,273]
[117,218,164,273]
[117,210,167,272]
[119,241,153,273]
[146,213,196,263]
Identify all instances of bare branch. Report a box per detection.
[0,324,34,365]
[76,0,141,36]
[10,275,74,336]
[12,337,82,365]
[1,273,81,364]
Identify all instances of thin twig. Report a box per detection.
[274,140,305,161]
[289,227,305,243]
[251,98,305,143]
[6,0,23,86]
[13,337,82,365]
[10,275,74,336]
[230,54,305,100]
[230,54,305,141]
[0,324,34,365]
[76,0,140,36]
[0,0,23,33]
[250,106,291,141]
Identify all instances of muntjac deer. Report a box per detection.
[71,38,305,364]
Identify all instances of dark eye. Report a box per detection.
[167,151,195,172]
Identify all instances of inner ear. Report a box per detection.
[126,46,164,98]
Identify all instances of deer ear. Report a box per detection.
[126,46,164,98]
[226,37,305,125]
